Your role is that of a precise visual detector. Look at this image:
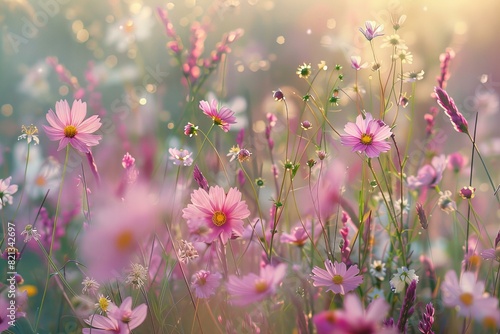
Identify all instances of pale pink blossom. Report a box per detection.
[226,263,287,306]
[191,270,222,299]
[311,260,363,295]
[43,99,102,153]
[200,99,236,132]
[407,154,447,189]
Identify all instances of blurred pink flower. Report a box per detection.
[226,263,287,306]
[191,270,222,299]
[313,293,396,334]
[447,152,467,173]
[83,296,147,334]
[407,154,447,189]
[280,220,322,247]
[0,176,18,209]
[200,99,236,132]
[169,148,193,166]
[340,113,392,158]
[182,186,250,244]
[311,260,363,295]
[350,56,368,70]
[80,183,161,281]
[441,271,498,317]
[43,99,102,153]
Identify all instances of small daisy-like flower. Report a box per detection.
[125,263,148,289]
[350,56,368,70]
[42,99,102,153]
[318,61,328,70]
[200,99,237,132]
[438,190,457,214]
[18,124,39,145]
[182,186,250,244]
[255,178,265,188]
[393,49,413,64]
[311,260,363,295]
[177,240,199,263]
[368,287,386,301]
[95,294,112,314]
[227,145,241,162]
[381,34,408,49]
[82,277,100,295]
[0,177,18,210]
[273,89,285,101]
[401,70,425,82]
[191,270,222,299]
[359,20,384,41]
[296,63,312,79]
[340,113,393,158]
[226,263,287,306]
[169,148,193,166]
[459,186,476,199]
[370,260,386,281]
[390,267,419,293]
[184,122,199,137]
[20,224,41,243]
[301,120,312,130]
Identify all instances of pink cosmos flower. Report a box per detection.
[441,270,498,317]
[350,56,368,70]
[407,154,447,189]
[182,186,250,244]
[311,260,363,295]
[359,21,384,41]
[43,99,102,153]
[200,99,236,132]
[168,147,193,166]
[83,296,147,334]
[226,263,287,306]
[280,220,322,247]
[313,293,397,334]
[340,113,393,158]
[191,270,222,299]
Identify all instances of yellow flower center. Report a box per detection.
[212,211,227,227]
[483,316,497,329]
[98,296,110,312]
[115,230,134,251]
[213,116,223,126]
[459,292,474,306]
[64,125,78,138]
[35,175,46,186]
[332,275,343,284]
[254,280,268,293]
[360,133,373,145]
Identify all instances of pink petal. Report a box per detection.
[45,109,65,130]
[70,99,87,126]
[129,304,148,329]
[55,100,71,126]
[78,115,102,133]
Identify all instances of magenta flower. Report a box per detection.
[191,270,222,299]
[43,99,102,153]
[340,113,393,158]
[182,186,250,244]
[359,21,384,41]
[434,87,469,134]
[311,260,363,295]
[313,293,396,334]
[226,263,287,306]
[407,154,447,189]
[200,99,236,132]
[83,296,147,334]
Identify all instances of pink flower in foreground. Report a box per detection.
[441,271,498,318]
[311,260,363,295]
[182,186,250,244]
[340,113,392,158]
[226,263,287,306]
[83,296,147,334]
[200,99,236,132]
[314,293,396,334]
[191,270,222,299]
[43,99,102,153]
